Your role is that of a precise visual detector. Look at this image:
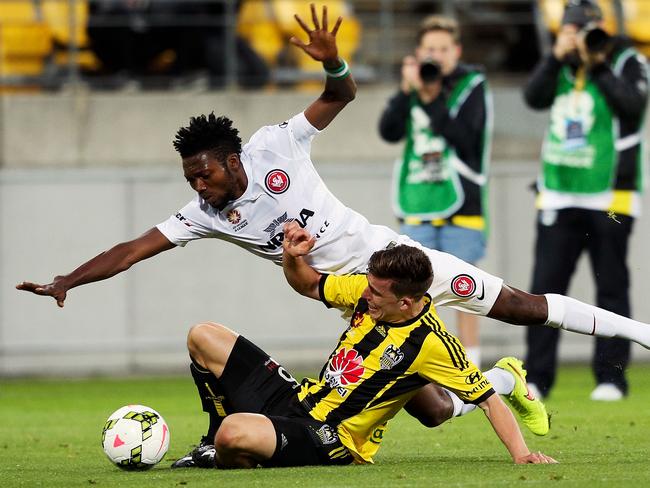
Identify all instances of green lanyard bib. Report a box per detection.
[394,72,485,219]
[541,50,636,194]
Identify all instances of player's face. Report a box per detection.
[416,30,461,76]
[362,274,406,323]
[183,152,240,210]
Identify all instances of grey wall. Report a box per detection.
[2,163,649,376]
[0,84,548,168]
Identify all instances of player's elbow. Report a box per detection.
[292,280,320,300]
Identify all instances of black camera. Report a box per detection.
[583,25,611,53]
[419,60,442,83]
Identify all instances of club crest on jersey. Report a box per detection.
[265,169,290,194]
[314,425,339,445]
[451,274,476,297]
[227,209,241,225]
[380,344,404,370]
[325,348,365,396]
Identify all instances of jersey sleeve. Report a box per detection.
[319,274,369,311]
[155,197,217,247]
[246,112,321,161]
[418,334,495,404]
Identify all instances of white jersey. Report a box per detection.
[157,112,503,314]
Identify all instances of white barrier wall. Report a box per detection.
[2,162,649,376]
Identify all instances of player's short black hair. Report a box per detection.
[368,245,433,299]
[173,112,242,162]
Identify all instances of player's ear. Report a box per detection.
[226,153,240,169]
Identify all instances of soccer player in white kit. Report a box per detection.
[16,2,650,464]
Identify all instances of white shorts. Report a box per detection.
[396,235,503,316]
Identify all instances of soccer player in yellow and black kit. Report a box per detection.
[183,221,556,467]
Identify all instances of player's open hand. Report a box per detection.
[282,222,316,258]
[16,277,68,307]
[290,4,342,64]
[514,451,558,464]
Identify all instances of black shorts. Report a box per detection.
[219,335,353,467]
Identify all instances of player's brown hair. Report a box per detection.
[368,245,433,299]
[416,15,460,45]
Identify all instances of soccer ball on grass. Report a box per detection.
[101,404,170,470]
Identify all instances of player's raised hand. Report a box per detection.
[290,4,342,63]
[16,277,68,307]
[282,221,316,258]
[514,451,558,464]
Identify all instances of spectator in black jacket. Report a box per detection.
[523,0,648,401]
[379,15,492,367]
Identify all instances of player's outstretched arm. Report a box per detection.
[291,3,357,130]
[281,222,320,300]
[479,394,557,465]
[16,227,175,307]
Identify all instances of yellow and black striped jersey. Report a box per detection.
[297,273,494,463]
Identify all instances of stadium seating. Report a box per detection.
[0,0,101,90]
[538,0,650,56]
[621,0,650,56]
[41,0,100,72]
[238,0,285,66]
[0,1,52,83]
[238,0,360,84]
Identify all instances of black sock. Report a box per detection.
[190,359,232,442]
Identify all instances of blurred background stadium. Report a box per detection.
[1,0,649,377]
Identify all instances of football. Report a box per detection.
[101,404,170,470]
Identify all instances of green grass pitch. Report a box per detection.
[2,364,650,487]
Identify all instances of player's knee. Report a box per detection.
[414,408,449,428]
[215,414,248,452]
[186,322,225,355]
[405,387,454,428]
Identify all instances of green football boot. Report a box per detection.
[495,357,550,436]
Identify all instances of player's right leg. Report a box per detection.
[172,322,301,468]
[404,361,549,436]
[172,322,239,468]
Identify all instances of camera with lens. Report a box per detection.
[419,60,442,83]
[582,24,611,54]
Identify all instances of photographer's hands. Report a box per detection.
[400,55,442,104]
[553,23,607,69]
[553,24,579,62]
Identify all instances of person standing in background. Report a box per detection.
[523,0,648,401]
[379,15,492,367]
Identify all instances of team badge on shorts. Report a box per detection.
[451,274,476,297]
[265,169,290,194]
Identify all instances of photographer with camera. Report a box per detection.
[523,0,648,401]
[379,16,492,367]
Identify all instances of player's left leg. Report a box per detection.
[215,414,353,469]
[214,413,278,468]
